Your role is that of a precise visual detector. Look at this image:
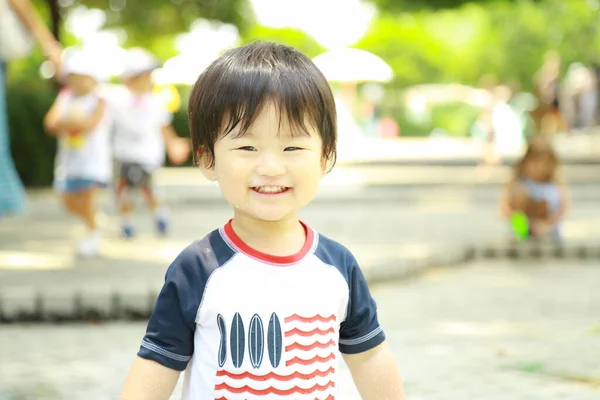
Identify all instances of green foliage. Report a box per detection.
[478,0,600,89]
[357,0,600,91]
[6,72,58,187]
[355,13,451,86]
[73,0,254,39]
[168,86,194,167]
[351,0,600,136]
[8,0,600,185]
[370,0,543,12]
[386,102,480,137]
[240,26,326,58]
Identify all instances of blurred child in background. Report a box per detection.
[499,136,570,241]
[110,47,190,238]
[43,48,112,256]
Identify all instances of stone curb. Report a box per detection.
[469,241,600,260]
[347,156,600,167]
[1,241,598,324]
[20,183,600,221]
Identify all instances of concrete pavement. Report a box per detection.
[0,260,598,399]
[3,156,600,322]
[2,191,600,321]
[18,163,600,217]
[335,131,600,166]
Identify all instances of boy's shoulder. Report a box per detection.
[313,231,361,277]
[165,228,235,282]
[314,231,354,258]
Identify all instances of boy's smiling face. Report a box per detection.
[201,102,326,222]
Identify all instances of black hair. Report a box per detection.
[188,41,337,170]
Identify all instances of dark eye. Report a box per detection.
[284,147,300,151]
[237,146,256,151]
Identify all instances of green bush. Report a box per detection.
[382,101,480,137]
[7,77,58,187]
[168,100,193,167]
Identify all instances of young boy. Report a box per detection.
[111,47,190,238]
[43,48,112,256]
[121,42,405,399]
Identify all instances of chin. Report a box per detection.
[254,212,296,222]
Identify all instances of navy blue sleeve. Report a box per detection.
[137,240,214,371]
[338,253,386,355]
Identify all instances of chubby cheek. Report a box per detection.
[219,181,248,209]
[293,164,323,190]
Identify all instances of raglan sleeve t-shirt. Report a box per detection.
[136,226,385,398]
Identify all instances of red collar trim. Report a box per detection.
[221,219,316,265]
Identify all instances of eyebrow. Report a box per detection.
[221,130,255,140]
[232,129,314,139]
[235,131,255,138]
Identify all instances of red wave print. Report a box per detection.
[285,327,335,337]
[285,314,336,323]
[215,380,334,396]
[216,366,334,381]
[286,352,336,366]
[216,394,335,400]
[286,339,336,352]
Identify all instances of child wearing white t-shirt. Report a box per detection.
[110,47,190,238]
[43,48,112,256]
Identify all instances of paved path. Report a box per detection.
[0,202,497,290]
[336,132,600,165]
[19,163,600,214]
[1,260,599,399]
[2,197,600,291]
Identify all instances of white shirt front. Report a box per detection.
[53,88,112,184]
[109,88,172,171]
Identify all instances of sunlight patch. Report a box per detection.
[0,251,73,270]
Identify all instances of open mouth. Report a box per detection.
[251,186,291,195]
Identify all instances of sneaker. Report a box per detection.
[156,215,169,236]
[77,231,101,257]
[122,224,135,239]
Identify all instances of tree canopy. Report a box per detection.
[370,0,543,12]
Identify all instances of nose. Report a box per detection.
[255,151,285,177]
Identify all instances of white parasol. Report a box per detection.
[312,48,393,83]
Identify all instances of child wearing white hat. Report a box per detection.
[110,47,190,238]
[43,47,113,256]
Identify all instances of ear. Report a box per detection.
[320,146,333,176]
[320,156,328,176]
[198,149,217,182]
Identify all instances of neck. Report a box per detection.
[73,87,95,97]
[127,84,152,94]
[230,212,306,256]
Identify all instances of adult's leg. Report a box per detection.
[0,62,26,219]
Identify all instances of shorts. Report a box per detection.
[117,162,153,189]
[62,178,107,193]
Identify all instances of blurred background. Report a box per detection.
[1,0,600,399]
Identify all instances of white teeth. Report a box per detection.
[254,186,286,193]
